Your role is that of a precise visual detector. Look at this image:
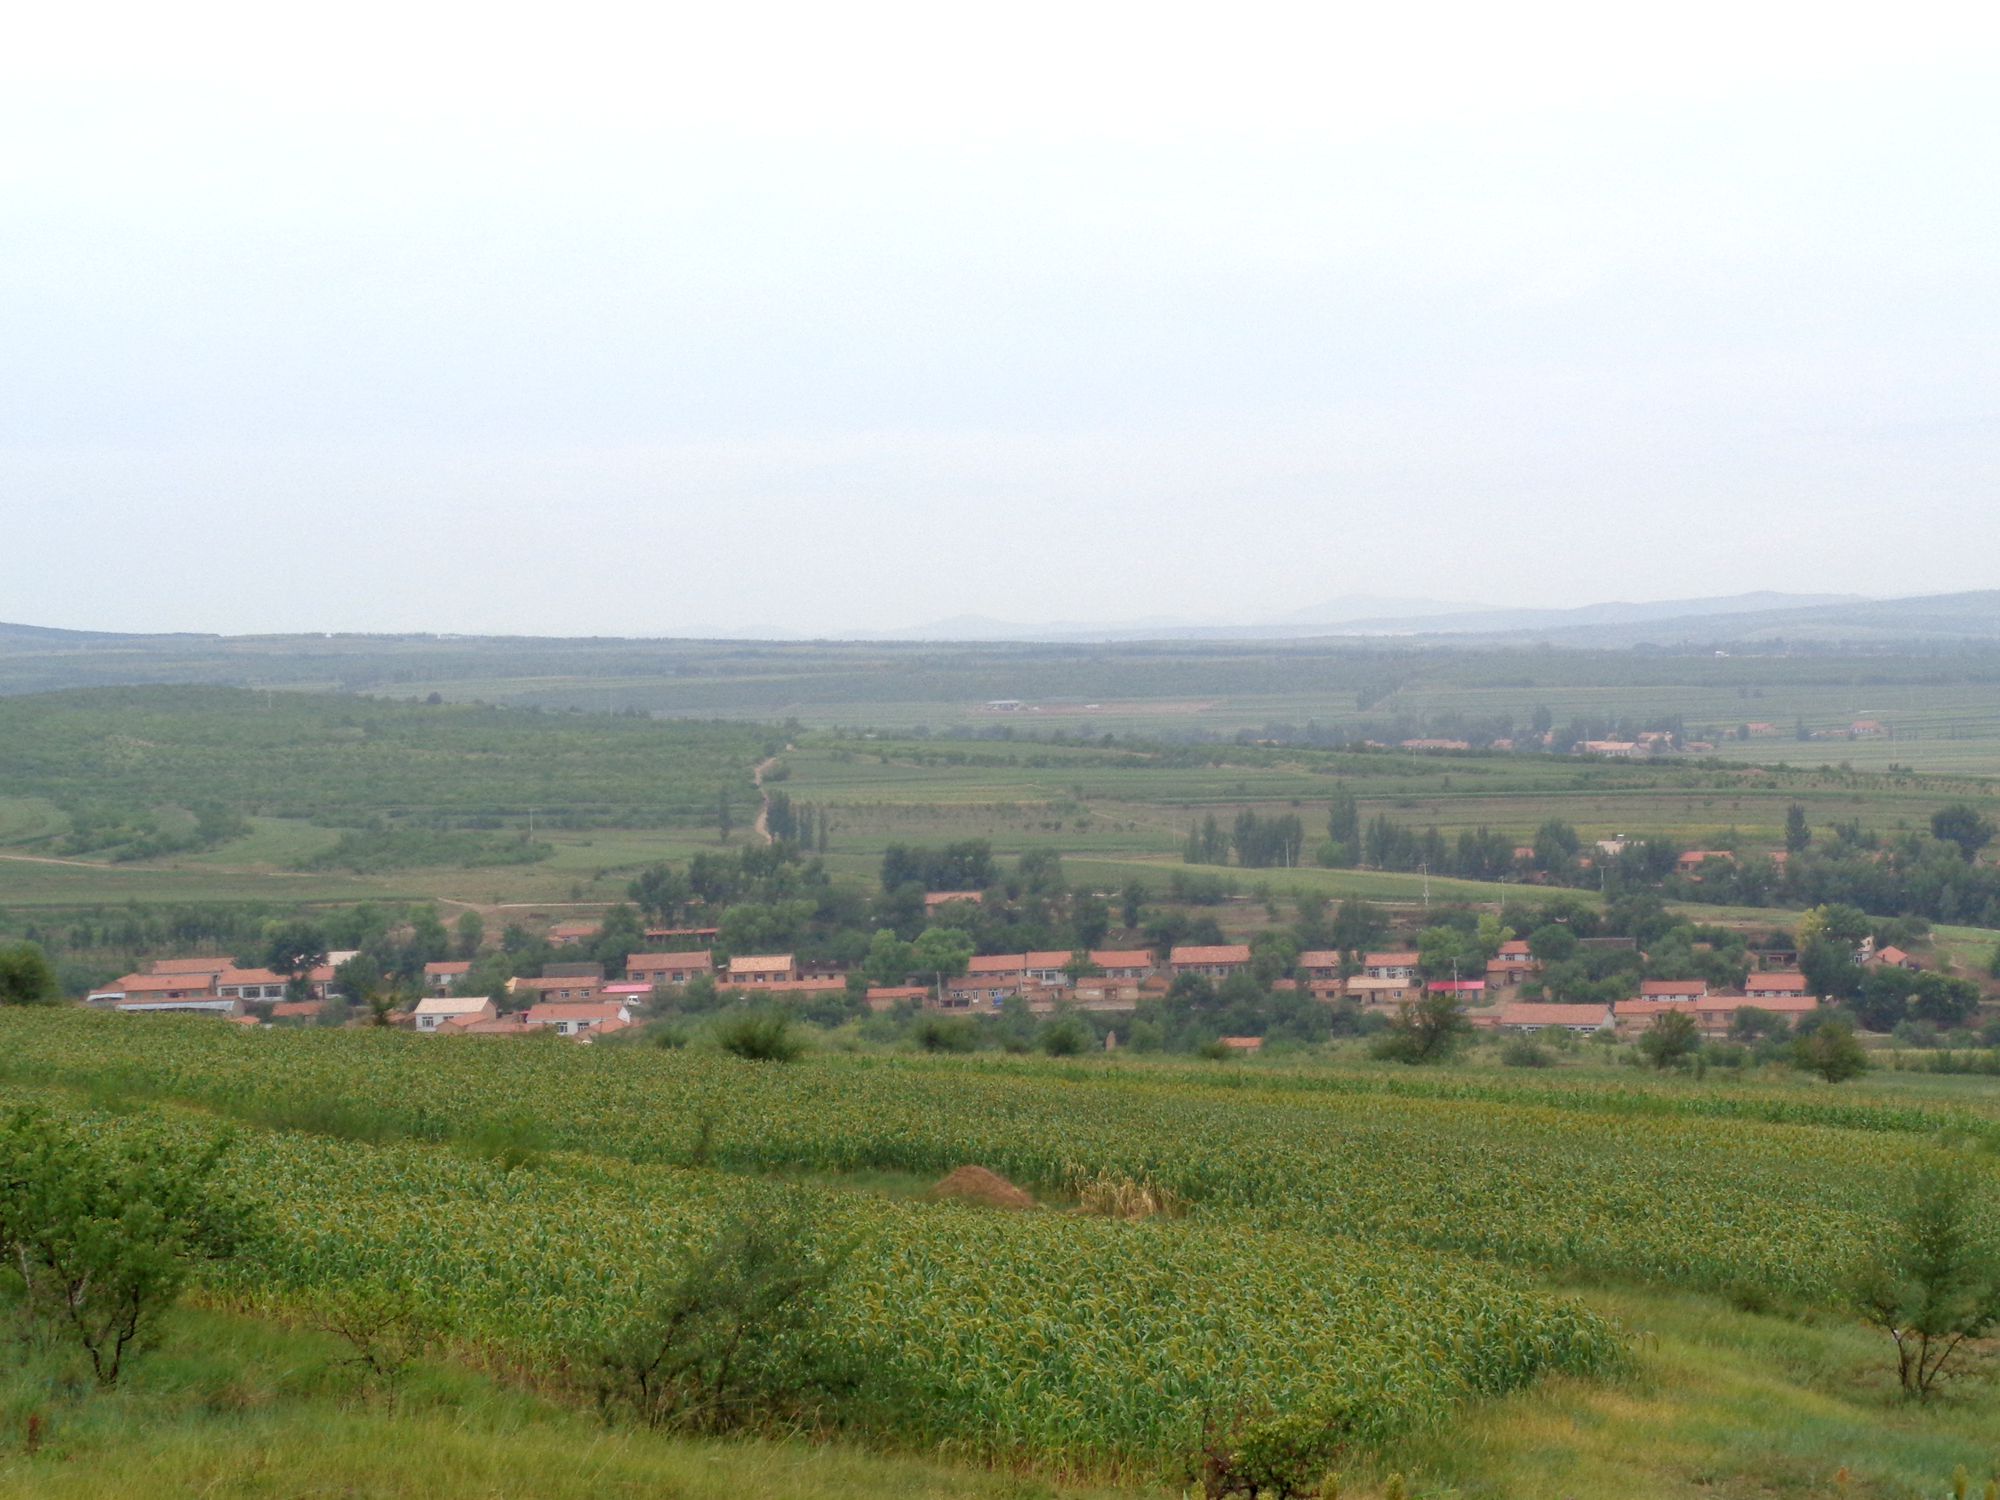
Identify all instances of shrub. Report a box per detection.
[1499,1035,1554,1069]
[1369,994,1470,1065]
[0,1109,251,1384]
[713,1010,805,1063]
[912,1016,977,1054]
[587,1209,850,1432]
[1039,1018,1090,1057]
[1795,1020,1870,1083]
[0,942,60,1006]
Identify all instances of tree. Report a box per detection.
[1931,804,1995,862]
[1527,923,1577,964]
[263,918,328,1000]
[454,910,485,959]
[588,1209,848,1430]
[0,1109,251,1384]
[861,929,917,987]
[1370,993,1470,1065]
[911,927,974,993]
[717,785,734,842]
[1794,1020,1869,1083]
[1856,1165,2000,1400]
[1785,802,1812,854]
[1120,881,1146,932]
[0,941,60,1005]
[1637,1010,1701,1070]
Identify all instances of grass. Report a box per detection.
[0,1305,1143,1500]
[1391,1284,2000,1500]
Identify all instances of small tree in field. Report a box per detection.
[1794,1019,1869,1083]
[0,942,60,1005]
[1857,1165,2000,1399]
[589,1209,850,1432]
[1370,993,1470,1065]
[1638,1010,1702,1071]
[0,1109,251,1384]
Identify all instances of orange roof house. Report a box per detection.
[1170,945,1252,976]
[1639,979,1707,1003]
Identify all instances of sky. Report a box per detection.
[4,1,1997,637]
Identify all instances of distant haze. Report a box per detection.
[4,3,1996,636]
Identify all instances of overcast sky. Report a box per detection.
[5,2,1996,636]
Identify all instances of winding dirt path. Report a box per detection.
[751,755,781,845]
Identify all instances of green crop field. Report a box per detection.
[11,1009,2000,1497]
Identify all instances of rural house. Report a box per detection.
[1169,944,1252,979]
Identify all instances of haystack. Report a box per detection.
[931,1164,1037,1210]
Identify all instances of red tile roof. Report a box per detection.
[1171,945,1251,966]
[1088,950,1155,969]
[968,954,1028,974]
[423,960,472,977]
[1743,972,1808,993]
[1498,1003,1611,1027]
[727,954,795,975]
[1639,980,1707,998]
[149,956,233,974]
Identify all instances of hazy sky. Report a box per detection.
[6,2,1997,636]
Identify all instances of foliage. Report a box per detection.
[1638,1011,1702,1071]
[588,1209,850,1432]
[305,826,552,873]
[0,1108,250,1384]
[712,1010,805,1063]
[1370,993,1470,1065]
[0,942,60,1005]
[1856,1165,2000,1399]
[1795,1021,1870,1084]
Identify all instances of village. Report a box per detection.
[77,920,1920,1052]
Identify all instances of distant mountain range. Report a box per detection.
[6,590,2000,656]
[873,592,1874,643]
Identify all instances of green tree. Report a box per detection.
[912,927,975,992]
[1527,922,1577,964]
[454,910,485,959]
[1369,993,1470,1065]
[588,1209,848,1430]
[0,941,60,1005]
[1784,802,1812,854]
[861,929,916,987]
[1637,1010,1701,1070]
[1794,1020,1869,1083]
[1931,804,1996,862]
[717,785,734,842]
[1856,1165,2000,1399]
[0,1109,251,1385]
[263,918,329,1000]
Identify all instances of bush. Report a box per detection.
[713,1010,805,1063]
[0,942,60,1005]
[1499,1036,1554,1069]
[1039,1018,1091,1057]
[0,1109,251,1384]
[587,1209,850,1431]
[1795,1020,1870,1083]
[912,1015,977,1054]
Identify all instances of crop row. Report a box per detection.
[18,1089,1615,1478]
[8,1011,1996,1304]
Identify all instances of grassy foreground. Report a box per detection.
[5,1291,1998,1499]
[0,1306,1137,1500]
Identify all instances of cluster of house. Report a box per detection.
[87,925,1925,1045]
[86,955,351,1017]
